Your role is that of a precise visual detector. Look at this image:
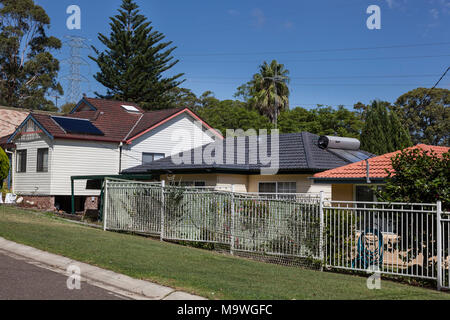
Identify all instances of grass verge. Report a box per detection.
[0,206,448,300]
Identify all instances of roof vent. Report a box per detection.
[121,105,140,113]
[318,135,360,150]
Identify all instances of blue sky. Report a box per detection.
[36,0,450,108]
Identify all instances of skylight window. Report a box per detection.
[121,105,140,113]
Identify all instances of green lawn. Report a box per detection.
[0,206,448,300]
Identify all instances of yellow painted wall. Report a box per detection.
[160,173,331,198]
[160,174,218,187]
[331,184,354,201]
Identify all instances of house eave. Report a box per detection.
[311,177,386,184]
[123,167,324,176]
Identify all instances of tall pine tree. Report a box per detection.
[360,101,412,155]
[90,0,184,109]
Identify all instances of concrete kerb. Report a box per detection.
[0,237,206,300]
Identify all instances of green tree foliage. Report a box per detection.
[60,102,76,114]
[379,148,449,208]
[0,147,9,182]
[360,101,412,155]
[394,87,449,146]
[247,60,290,124]
[90,0,184,110]
[166,87,200,109]
[0,0,62,110]
[194,94,272,135]
[278,105,363,138]
[377,148,449,271]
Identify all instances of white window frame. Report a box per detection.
[176,180,206,187]
[142,152,165,164]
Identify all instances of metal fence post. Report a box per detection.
[319,191,325,271]
[230,185,235,255]
[437,200,442,291]
[103,179,108,231]
[160,180,165,241]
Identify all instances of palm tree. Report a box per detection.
[249,60,290,126]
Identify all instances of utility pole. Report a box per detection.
[50,90,61,108]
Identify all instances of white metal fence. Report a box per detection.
[438,204,450,290]
[103,179,449,289]
[104,180,323,268]
[323,201,439,279]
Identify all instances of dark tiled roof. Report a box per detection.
[124,132,374,174]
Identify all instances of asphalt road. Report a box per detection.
[0,252,129,300]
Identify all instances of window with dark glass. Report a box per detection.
[16,150,27,173]
[258,182,277,193]
[142,153,165,164]
[259,182,297,194]
[355,185,374,202]
[37,148,49,172]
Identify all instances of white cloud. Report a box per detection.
[386,0,395,8]
[430,8,440,19]
[251,8,266,28]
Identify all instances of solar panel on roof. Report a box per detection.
[52,116,104,136]
[328,148,365,163]
[347,150,372,161]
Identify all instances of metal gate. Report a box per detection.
[323,201,439,280]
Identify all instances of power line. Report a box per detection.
[180,41,450,57]
[185,80,449,87]
[181,54,450,64]
[418,66,450,107]
[187,73,442,80]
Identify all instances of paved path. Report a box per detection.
[0,237,206,300]
[0,251,129,300]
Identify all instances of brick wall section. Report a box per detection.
[84,196,99,211]
[19,196,55,211]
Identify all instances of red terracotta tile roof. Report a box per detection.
[313,144,449,180]
[0,108,29,137]
[15,98,210,144]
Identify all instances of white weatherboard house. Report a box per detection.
[5,98,220,212]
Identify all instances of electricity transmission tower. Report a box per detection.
[62,36,91,104]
